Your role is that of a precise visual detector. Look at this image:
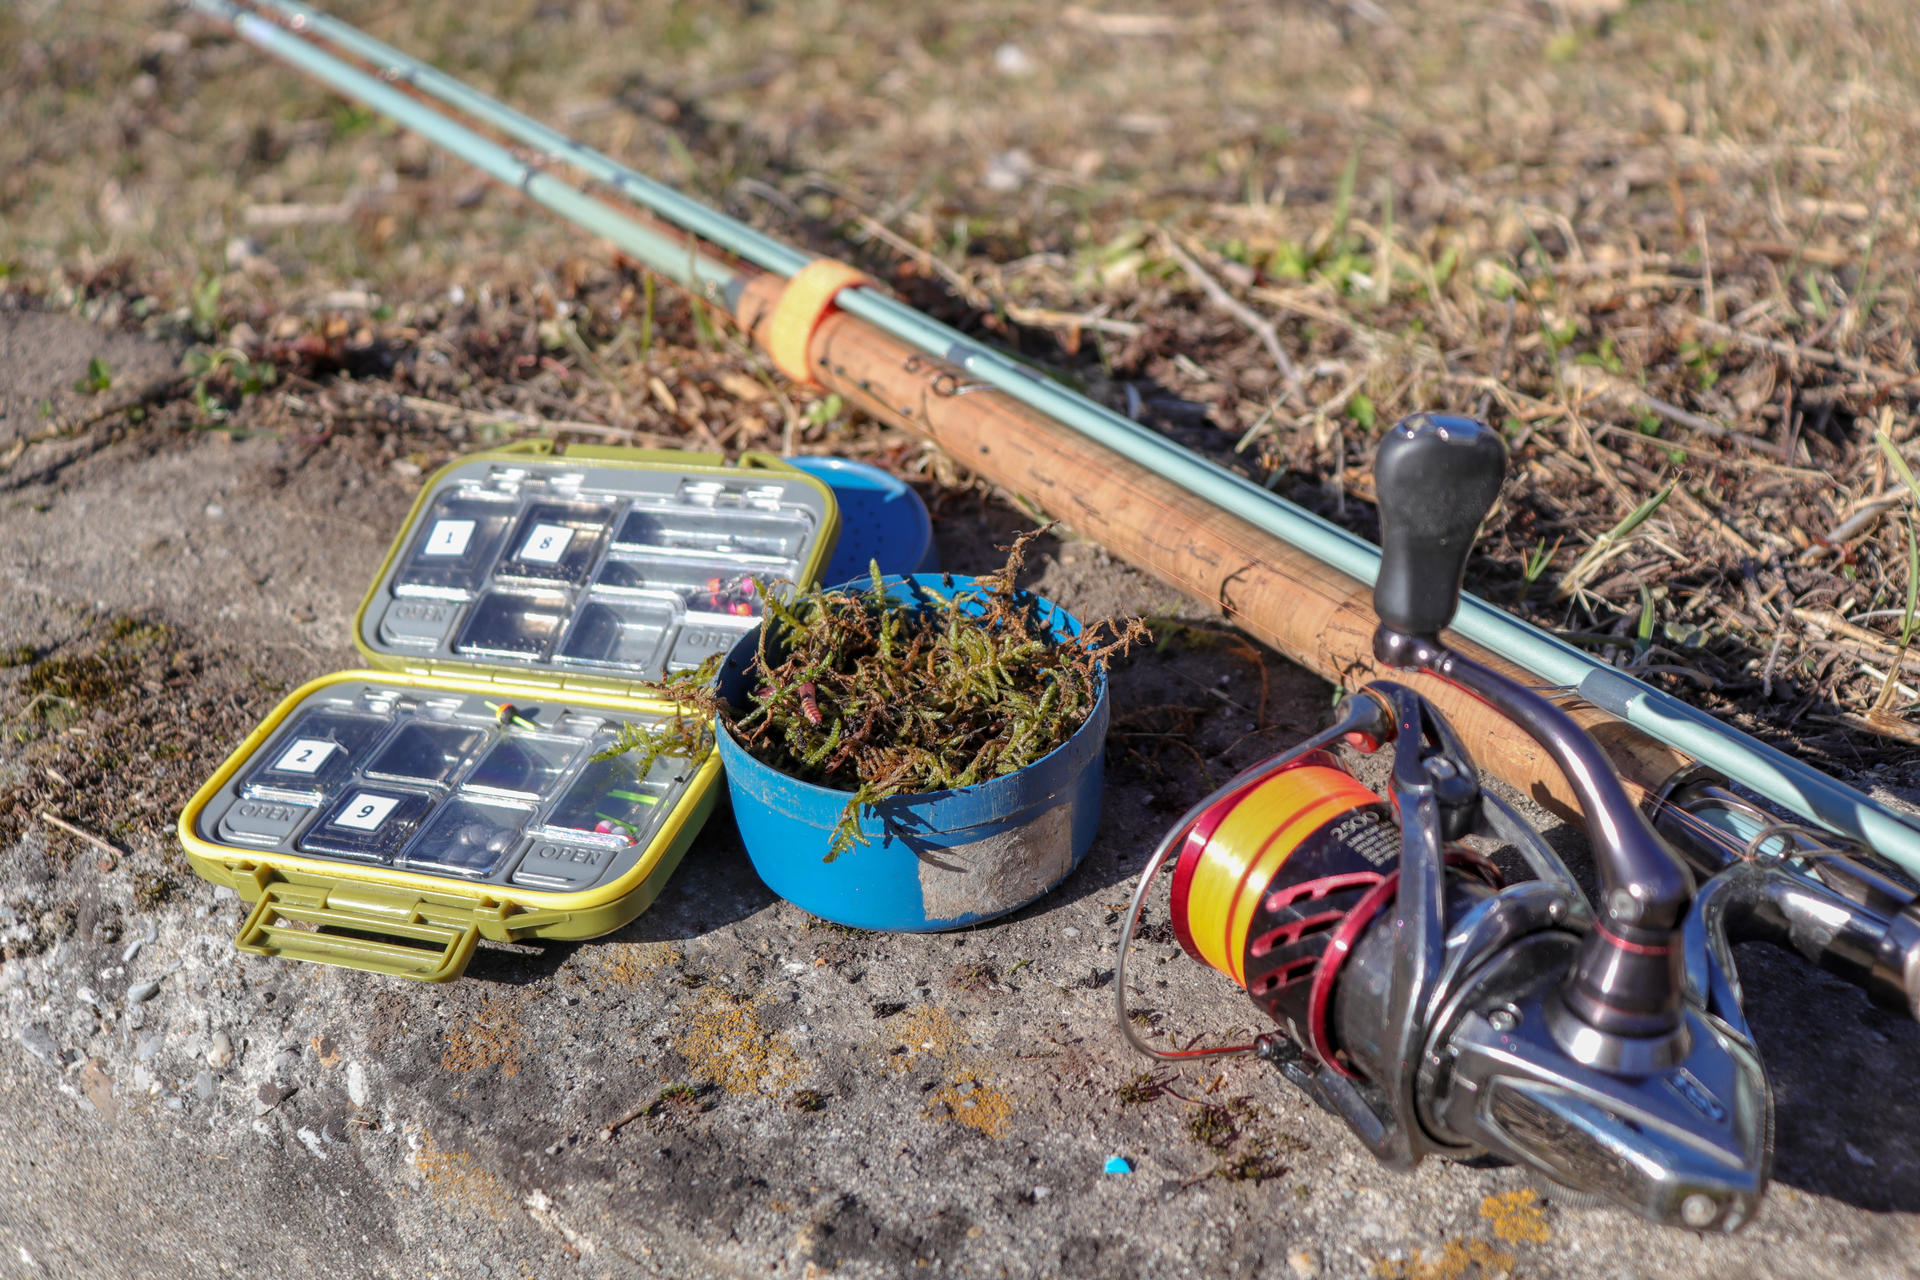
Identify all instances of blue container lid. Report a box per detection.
[788,456,937,585]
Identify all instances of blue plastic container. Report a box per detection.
[787,456,938,583]
[715,574,1107,931]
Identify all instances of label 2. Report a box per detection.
[518,523,575,564]
[422,519,477,558]
[332,793,400,832]
[274,739,338,774]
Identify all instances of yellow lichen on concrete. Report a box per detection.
[592,941,683,986]
[885,1003,1015,1138]
[1479,1189,1551,1244]
[930,1070,1014,1138]
[1373,1239,1517,1280]
[441,995,527,1077]
[676,988,808,1096]
[413,1131,517,1222]
[890,1004,963,1071]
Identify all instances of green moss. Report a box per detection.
[132,871,179,911]
[1116,1070,1168,1106]
[603,528,1145,859]
[1187,1102,1241,1151]
[20,617,168,710]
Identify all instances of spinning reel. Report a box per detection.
[1117,414,1920,1231]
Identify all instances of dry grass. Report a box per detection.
[5,0,1920,778]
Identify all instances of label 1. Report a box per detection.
[333,793,400,831]
[518,524,575,564]
[422,519,477,557]
[274,739,338,774]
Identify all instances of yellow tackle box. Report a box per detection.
[178,441,839,980]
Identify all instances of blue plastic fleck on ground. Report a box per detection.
[1104,1156,1132,1175]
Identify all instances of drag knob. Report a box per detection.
[1372,414,1507,643]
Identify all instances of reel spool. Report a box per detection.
[1164,748,1500,1072]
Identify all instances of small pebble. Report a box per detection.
[126,980,161,1004]
[984,149,1034,194]
[207,1031,233,1070]
[346,1061,368,1108]
[134,1034,163,1061]
[121,937,144,964]
[1032,1186,1050,1201]
[1061,927,1080,939]
[194,1069,214,1101]
[993,43,1035,76]
[17,1024,60,1068]
[1288,1249,1321,1278]
[75,986,99,1008]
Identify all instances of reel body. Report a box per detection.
[1123,681,1771,1231]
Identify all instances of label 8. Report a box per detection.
[519,523,575,564]
[333,793,400,831]
[422,519,476,557]
[275,739,337,774]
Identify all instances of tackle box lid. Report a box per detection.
[350,440,841,699]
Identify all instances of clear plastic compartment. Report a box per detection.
[612,504,812,561]
[243,707,390,801]
[593,555,774,616]
[494,499,617,585]
[462,733,583,799]
[557,599,674,668]
[364,719,489,787]
[393,492,519,596]
[454,589,570,661]
[401,797,531,878]
[298,786,435,862]
[541,754,680,848]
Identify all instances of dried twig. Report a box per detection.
[1689,314,1914,386]
[39,811,127,859]
[1161,235,1303,400]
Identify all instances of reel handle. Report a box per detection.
[1371,415,1507,642]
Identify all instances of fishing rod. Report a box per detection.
[179,2,1920,878]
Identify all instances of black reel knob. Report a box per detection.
[1372,415,1507,643]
